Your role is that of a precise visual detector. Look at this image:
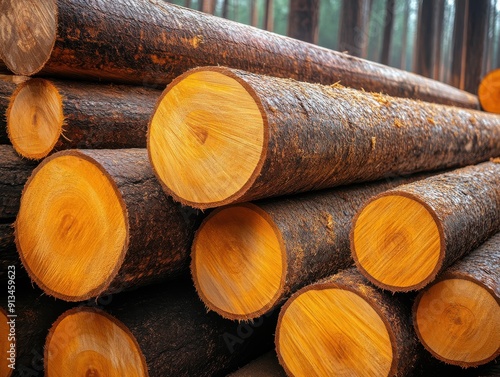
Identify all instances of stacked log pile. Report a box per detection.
[0,0,499,376]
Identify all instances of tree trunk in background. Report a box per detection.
[432,0,445,80]
[400,0,409,70]
[184,0,191,8]
[200,0,216,14]
[251,0,259,26]
[451,0,468,89]
[415,0,434,77]
[338,0,371,58]
[380,0,395,66]
[264,0,274,31]
[464,0,489,94]
[287,0,319,44]
[222,0,229,19]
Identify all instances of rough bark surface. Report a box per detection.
[0,80,16,144]
[2,0,479,108]
[75,279,276,377]
[276,268,420,377]
[0,145,38,219]
[228,352,286,377]
[358,161,500,289]
[287,0,319,44]
[169,68,499,207]
[0,223,22,281]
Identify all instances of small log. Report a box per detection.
[148,67,500,209]
[7,78,161,160]
[227,352,286,377]
[15,149,201,301]
[192,174,430,320]
[413,232,500,367]
[479,69,500,113]
[0,145,38,219]
[351,160,500,292]
[45,280,276,377]
[275,268,419,377]
[0,0,479,108]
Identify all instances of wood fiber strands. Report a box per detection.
[479,69,500,114]
[276,268,419,377]
[148,67,500,209]
[0,0,478,108]
[45,282,276,377]
[413,232,500,367]
[0,145,38,219]
[6,78,162,160]
[192,175,428,320]
[15,149,201,302]
[352,160,500,292]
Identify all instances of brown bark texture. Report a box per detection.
[276,268,420,377]
[22,149,202,299]
[227,352,286,377]
[0,80,16,144]
[171,68,500,207]
[71,279,276,377]
[287,0,319,44]
[356,161,500,290]
[0,0,480,108]
[0,145,38,219]
[0,223,22,282]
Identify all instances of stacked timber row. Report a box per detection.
[0,0,478,108]
[148,67,500,209]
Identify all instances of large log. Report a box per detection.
[15,149,201,301]
[148,67,500,209]
[6,78,162,160]
[0,145,38,219]
[0,0,479,108]
[351,160,500,292]
[192,174,430,320]
[413,232,500,367]
[275,268,419,377]
[479,69,500,113]
[44,280,276,377]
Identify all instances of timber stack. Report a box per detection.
[0,0,498,376]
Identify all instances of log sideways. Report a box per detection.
[0,145,38,219]
[44,281,276,377]
[192,174,429,320]
[148,67,500,209]
[15,149,201,301]
[413,232,500,367]
[479,69,500,113]
[275,268,419,377]
[0,0,478,109]
[6,78,161,160]
[351,160,500,292]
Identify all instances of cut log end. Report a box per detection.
[0,308,13,377]
[0,0,57,76]
[479,69,500,114]
[45,308,148,377]
[352,194,442,291]
[7,78,64,159]
[16,152,127,301]
[192,204,285,320]
[277,287,394,377]
[414,278,500,367]
[148,68,267,209]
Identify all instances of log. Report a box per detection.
[478,69,500,113]
[148,67,500,209]
[275,268,419,377]
[351,160,500,292]
[6,78,162,160]
[44,280,276,377]
[192,173,431,320]
[15,149,202,301]
[0,0,479,108]
[0,79,17,144]
[413,232,500,367]
[227,352,286,377]
[0,145,38,219]
[0,223,22,282]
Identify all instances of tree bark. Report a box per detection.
[264,0,274,31]
[201,0,216,14]
[6,78,161,160]
[16,149,202,301]
[0,223,22,282]
[413,232,500,367]
[228,352,286,377]
[400,0,409,70]
[352,160,500,292]
[45,280,276,377]
[415,0,434,78]
[451,0,468,89]
[0,0,479,108]
[380,0,395,66]
[432,0,445,80]
[276,268,419,377]
[150,67,500,209]
[338,0,371,58]
[287,0,319,44]
[0,145,38,219]
[0,80,17,144]
[250,0,259,27]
